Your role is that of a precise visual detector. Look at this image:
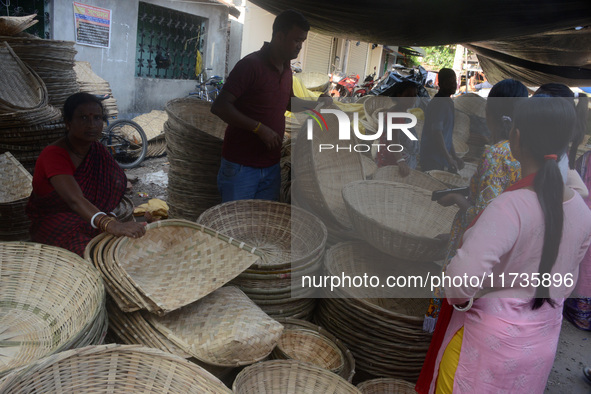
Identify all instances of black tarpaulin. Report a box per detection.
[248,0,591,46]
[466,27,591,87]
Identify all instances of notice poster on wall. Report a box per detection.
[73,2,111,48]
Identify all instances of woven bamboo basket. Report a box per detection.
[272,328,344,374]
[373,166,447,192]
[0,242,105,377]
[165,98,227,220]
[453,139,469,158]
[276,318,355,382]
[0,14,38,36]
[233,359,361,393]
[457,161,478,181]
[341,181,458,262]
[454,93,486,118]
[0,42,47,111]
[196,200,327,269]
[426,170,471,188]
[297,72,330,92]
[453,110,471,143]
[292,107,364,230]
[113,219,262,314]
[143,286,284,367]
[0,344,232,393]
[357,378,416,393]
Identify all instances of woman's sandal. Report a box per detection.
[584,367,591,384]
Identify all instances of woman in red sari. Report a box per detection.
[27,92,146,256]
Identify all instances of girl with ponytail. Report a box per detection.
[423,96,591,393]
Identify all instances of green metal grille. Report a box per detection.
[136,2,205,80]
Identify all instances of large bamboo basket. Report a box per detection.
[275,318,356,382]
[0,242,105,377]
[292,105,364,230]
[0,344,232,393]
[297,72,330,92]
[426,170,471,188]
[232,360,361,394]
[341,181,458,262]
[357,378,416,393]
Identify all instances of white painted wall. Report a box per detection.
[240,1,274,58]
[49,0,229,114]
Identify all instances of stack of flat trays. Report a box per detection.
[74,61,118,118]
[315,241,436,381]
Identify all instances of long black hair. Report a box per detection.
[486,79,528,142]
[514,96,576,309]
[533,83,589,168]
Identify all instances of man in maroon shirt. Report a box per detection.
[211,10,310,202]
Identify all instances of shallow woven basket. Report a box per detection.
[273,328,344,374]
[298,72,330,92]
[373,166,447,192]
[112,219,261,314]
[276,318,355,382]
[196,200,327,269]
[143,286,284,367]
[232,360,361,393]
[426,170,471,188]
[457,161,478,180]
[0,242,105,377]
[453,110,471,143]
[0,344,232,393]
[0,14,38,36]
[357,378,416,394]
[342,180,458,262]
[292,106,364,230]
[453,139,469,158]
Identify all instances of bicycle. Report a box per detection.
[101,119,148,169]
[96,95,148,169]
[188,68,224,102]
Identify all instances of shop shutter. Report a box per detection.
[303,33,333,74]
[347,41,369,78]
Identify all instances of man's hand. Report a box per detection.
[446,156,459,173]
[257,124,282,151]
[317,93,333,108]
[455,157,465,171]
[398,161,411,177]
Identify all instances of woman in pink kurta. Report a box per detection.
[429,96,591,393]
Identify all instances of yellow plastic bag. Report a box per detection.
[133,198,169,219]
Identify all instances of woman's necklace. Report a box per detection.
[65,137,87,159]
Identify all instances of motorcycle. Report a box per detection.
[334,74,360,98]
[352,68,377,97]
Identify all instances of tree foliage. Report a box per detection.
[416,45,456,70]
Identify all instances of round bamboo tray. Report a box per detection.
[272,328,344,374]
[143,286,284,367]
[373,166,447,192]
[426,170,471,188]
[341,181,458,262]
[0,344,232,393]
[0,242,105,377]
[357,378,416,393]
[233,359,361,393]
[360,154,378,179]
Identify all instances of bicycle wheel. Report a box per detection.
[101,119,148,169]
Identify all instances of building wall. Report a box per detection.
[50,0,229,114]
[240,1,274,58]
